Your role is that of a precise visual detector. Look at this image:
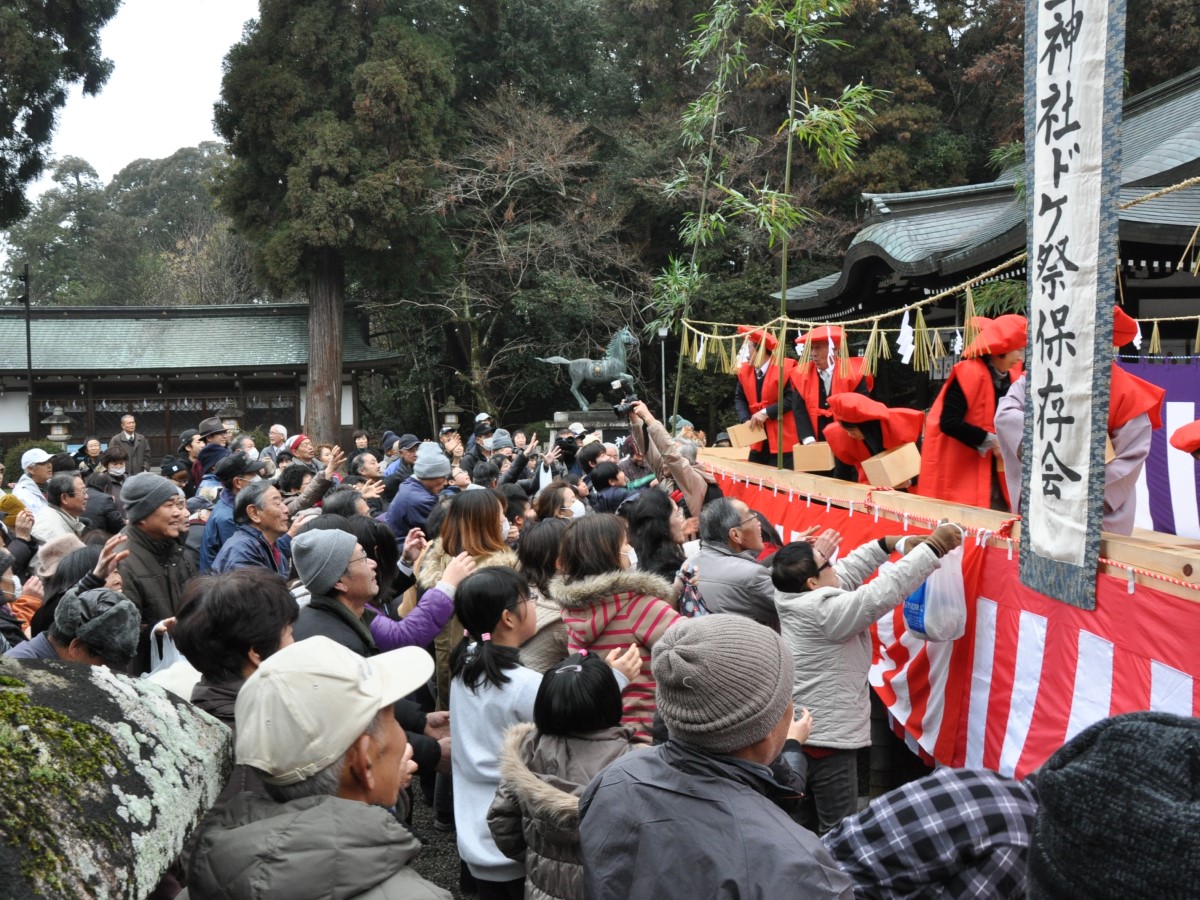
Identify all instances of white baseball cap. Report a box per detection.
[21,448,52,469]
[234,636,433,785]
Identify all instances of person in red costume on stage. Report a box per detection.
[824,393,925,486]
[994,306,1164,534]
[786,326,871,452]
[917,314,1026,510]
[733,326,801,466]
[1170,420,1200,459]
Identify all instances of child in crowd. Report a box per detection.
[449,567,542,899]
[488,648,642,900]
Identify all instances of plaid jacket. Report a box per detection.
[821,767,1038,899]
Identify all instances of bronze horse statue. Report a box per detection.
[538,327,638,411]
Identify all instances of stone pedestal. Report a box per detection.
[547,394,632,446]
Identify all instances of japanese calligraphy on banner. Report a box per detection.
[1020,0,1125,609]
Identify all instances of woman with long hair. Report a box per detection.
[549,513,680,742]
[515,517,569,673]
[532,480,576,522]
[625,489,686,582]
[416,488,518,710]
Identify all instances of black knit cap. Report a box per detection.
[1028,711,1200,899]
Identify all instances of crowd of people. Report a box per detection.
[732,307,1200,536]
[2,397,1196,899]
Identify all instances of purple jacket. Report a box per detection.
[368,583,455,651]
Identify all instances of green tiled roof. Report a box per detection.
[0,303,399,373]
[781,66,1200,307]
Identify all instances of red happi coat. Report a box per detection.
[737,359,798,453]
[788,357,872,441]
[917,358,1003,508]
[825,397,925,484]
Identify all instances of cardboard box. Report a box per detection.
[792,441,835,472]
[727,420,767,448]
[860,442,922,487]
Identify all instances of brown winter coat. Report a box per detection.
[487,722,642,900]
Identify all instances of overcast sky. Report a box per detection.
[29,0,258,196]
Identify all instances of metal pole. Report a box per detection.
[657,327,668,418]
[20,264,34,436]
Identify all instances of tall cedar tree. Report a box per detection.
[214,0,454,441]
[0,0,120,227]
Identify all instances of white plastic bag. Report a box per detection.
[901,545,967,642]
[144,619,201,700]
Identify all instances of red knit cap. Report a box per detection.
[737,325,778,352]
[963,314,1027,358]
[794,324,844,346]
[828,392,891,424]
[1169,420,1200,455]
[1113,306,1139,347]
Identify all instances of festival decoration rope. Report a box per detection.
[708,464,1200,594]
[680,174,1200,375]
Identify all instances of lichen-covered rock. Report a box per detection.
[0,658,232,899]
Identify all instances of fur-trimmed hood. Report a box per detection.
[415,538,518,589]
[547,568,676,612]
[494,722,641,840]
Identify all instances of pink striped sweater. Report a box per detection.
[549,569,681,741]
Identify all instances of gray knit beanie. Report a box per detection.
[652,615,793,754]
[491,429,514,450]
[1028,711,1200,899]
[291,529,358,596]
[413,441,451,479]
[121,472,184,524]
[53,587,140,667]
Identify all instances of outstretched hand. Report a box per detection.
[93,533,130,582]
[809,528,841,565]
[325,445,346,478]
[605,644,642,683]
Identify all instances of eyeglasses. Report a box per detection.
[736,515,758,528]
[818,560,832,572]
[347,553,370,565]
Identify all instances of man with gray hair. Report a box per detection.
[211,481,293,577]
[31,472,88,545]
[261,424,288,464]
[118,472,195,673]
[694,496,779,629]
[579,615,852,899]
[185,635,450,899]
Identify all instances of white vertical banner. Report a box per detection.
[1020,0,1125,609]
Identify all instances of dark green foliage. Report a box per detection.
[3,440,70,479]
[1,146,259,306]
[214,0,457,439]
[0,0,120,227]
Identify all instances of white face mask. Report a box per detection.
[245,447,260,462]
[247,474,262,484]
[500,516,510,537]
[570,499,586,518]
[108,465,126,477]
[623,546,638,569]
[482,437,494,451]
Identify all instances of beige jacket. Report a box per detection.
[775,541,943,749]
[632,417,717,518]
